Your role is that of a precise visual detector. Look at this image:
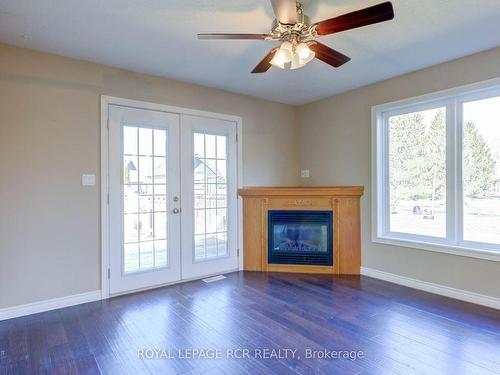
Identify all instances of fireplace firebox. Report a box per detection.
[268,210,333,266]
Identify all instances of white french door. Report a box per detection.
[181,115,238,279]
[108,105,181,294]
[107,104,238,295]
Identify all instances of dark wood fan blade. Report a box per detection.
[270,0,298,24]
[308,42,351,68]
[315,1,394,36]
[251,48,279,74]
[198,33,269,40]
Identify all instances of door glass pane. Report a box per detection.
[154,158,166,184]
[154,240,167,268]
[388,107,447,237]
[463,96,500,244]
[154,212,167,240]
[217,160,227,183]
[138,156,153,184]
[216,208,227,233]
[123,156,138,184]
[140,241,154,269]
[139,213,154,241]
[139,194,153,213]
[123,126,169,273]
[193,133,228,260]
[195,235,206,260]
[138,128,153,156]
[205,134,216,158]
[153,129,166,156]
[206,234,218,257]
[124,243,139,273]
[124,185,139,214]
[216,232,227,257]
[124,127,138,155]
[124,213,139,243]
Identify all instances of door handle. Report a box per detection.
[172,208,180,214]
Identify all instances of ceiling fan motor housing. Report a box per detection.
[271,14,312,42]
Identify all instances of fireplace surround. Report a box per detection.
[238,186,364,275]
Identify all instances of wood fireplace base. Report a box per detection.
[238,186,364,275]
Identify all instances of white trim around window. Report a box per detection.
[372,77,500,262]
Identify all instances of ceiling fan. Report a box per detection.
[198,0,394,73]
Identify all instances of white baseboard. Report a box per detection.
[360,267,500,310]
[0,290,102,321]
[2,268,498,321]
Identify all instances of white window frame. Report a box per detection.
[372,77,500,262]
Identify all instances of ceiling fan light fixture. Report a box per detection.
[270,51,287,69]
[270,41,292,68]
[297,42,315,64]
[274,41,314,70]
[290,52,305,70]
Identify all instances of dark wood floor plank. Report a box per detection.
[1,271,499,375]
[169,284,310,374]
[176,296,334,374]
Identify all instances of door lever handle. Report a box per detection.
[172,208,180,214]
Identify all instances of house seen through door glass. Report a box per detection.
[193,133,228,260]
[123,126,169,273]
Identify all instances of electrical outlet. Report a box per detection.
[301,169,310,178]
[82,174,96,186]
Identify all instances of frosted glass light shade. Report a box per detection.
[271,41,315,70]
[290,52,305,70]
[270,42,292,69]
[297,42,315,64]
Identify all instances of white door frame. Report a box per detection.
[100,95,243,299]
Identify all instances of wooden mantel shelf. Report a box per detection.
[238,186,364,275]
[238,186,364,197]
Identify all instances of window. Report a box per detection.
[388,106,447,238]
[462,96,500,245]
[373,80,500,260]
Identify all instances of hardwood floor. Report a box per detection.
[1,272,499,374]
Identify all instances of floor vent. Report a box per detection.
[202,275,227,283]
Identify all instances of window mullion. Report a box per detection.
[455,98,465,245]
[382,112,391,237]
[445,99,457,245]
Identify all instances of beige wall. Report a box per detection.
[2,42,499,309]
[0,43,299,308]
[298,47,500,298]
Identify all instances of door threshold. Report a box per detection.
[108,268,239,298]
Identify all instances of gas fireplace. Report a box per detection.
[268,210,333,266]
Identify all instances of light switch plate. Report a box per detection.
[301,169,310,178]
[82,174,96,186]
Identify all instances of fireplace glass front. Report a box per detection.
[268,210,333,266]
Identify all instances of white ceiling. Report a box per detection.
[1,0,500,105]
